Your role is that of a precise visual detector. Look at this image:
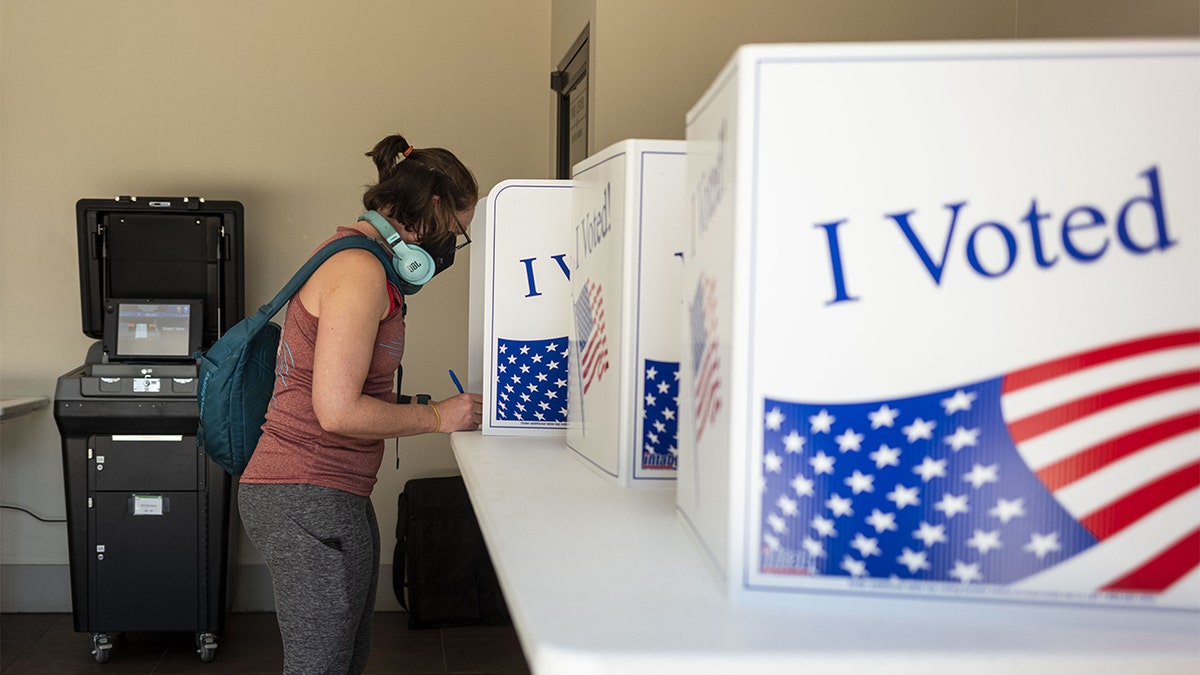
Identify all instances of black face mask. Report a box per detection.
[425,235,457,278]
[398,236,457,296]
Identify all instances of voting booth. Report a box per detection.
[676,41,1200,609]
[54,196,244,661]
[470,180,574,436]
[566,140,687,486]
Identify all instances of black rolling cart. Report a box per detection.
[54,196,245,663]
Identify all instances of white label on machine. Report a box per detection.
[110,435,184,441]
[132,495,164,516]
[133,377,161,393]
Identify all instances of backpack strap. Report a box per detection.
[243,235,402,331]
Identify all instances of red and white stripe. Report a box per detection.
[694,275,722,442]
[580,282,609,395]
[1002,329,1200,597]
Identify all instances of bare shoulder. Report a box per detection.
[322,246,389,277]
[302,247,391,317]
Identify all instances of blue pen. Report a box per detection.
[448,369,465,394]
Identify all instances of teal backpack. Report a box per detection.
[196,235,401,474]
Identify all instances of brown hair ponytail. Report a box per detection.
[363,133,478,244]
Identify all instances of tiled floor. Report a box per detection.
[0,612,530,674]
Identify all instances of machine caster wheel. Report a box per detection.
[196,632,218,663]
[91,633,113,663]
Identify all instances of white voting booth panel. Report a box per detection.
[470,180,574,436]
[677,40,1200,609]
[567,140,687,486]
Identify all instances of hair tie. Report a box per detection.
[393,145,416,167]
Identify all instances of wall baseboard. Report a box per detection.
[0,564,401,613]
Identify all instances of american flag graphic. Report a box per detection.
[494,336,570,423]
[758,329,1199,597]
[691,274,721,442]
[574,279,610,395]
[642,359,680,470]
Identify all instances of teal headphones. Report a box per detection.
[358,210,435,290]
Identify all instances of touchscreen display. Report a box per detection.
[109,301,201,360]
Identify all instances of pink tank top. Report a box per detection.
[240,229,405,496]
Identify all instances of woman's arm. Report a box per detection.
[305,249,480,438]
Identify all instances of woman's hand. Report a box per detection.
[433,392,483,432]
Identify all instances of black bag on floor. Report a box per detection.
[393,475,511,629]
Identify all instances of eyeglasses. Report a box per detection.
[451,215,472,251]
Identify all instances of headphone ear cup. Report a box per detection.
[358,210,436,287]
[391,243,436,285]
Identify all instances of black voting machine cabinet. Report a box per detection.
[54,196,245,664]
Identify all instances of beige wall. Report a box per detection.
[0,0,553,612]
[551,0,1199,154]
[2,0,1196,613]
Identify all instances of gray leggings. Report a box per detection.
[239,483,380,675]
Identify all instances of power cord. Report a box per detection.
[0,504,67,523]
